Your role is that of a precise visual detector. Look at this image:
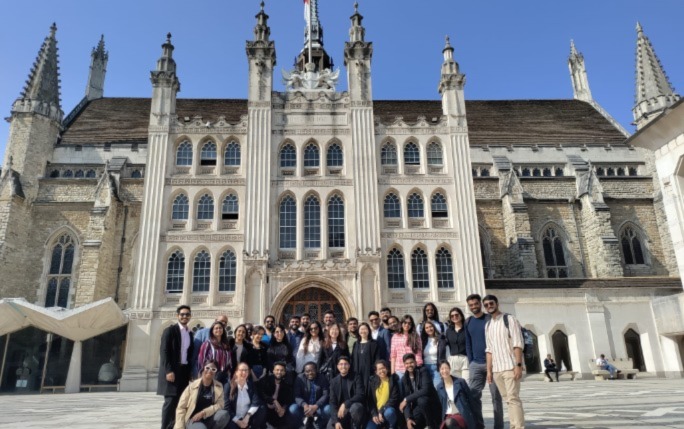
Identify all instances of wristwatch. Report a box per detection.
[516,363,522,367]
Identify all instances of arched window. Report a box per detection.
[166,250,185,293]
[629,167,638,176]
[131,169,143,178]
[63,170,73,178]
[224,141,241,166]
[304,195,321,249]
[384,193,401,218]
[280,144,296,168]
[75,170,84,178]
[522,168,531,177]
[436,247,454,289]
[427,142,443,166]
[621,226,646,265]
[176,141,193,166]
[50,170,60,178]
[45,234,75,308]
[606,167,615,176]
[200,142,217,166]
[327,144,343,167]
[219,250,237,292]
[411,248,429,288]
[542,226,568,278]
[381,142,398,166]
[480,168,490,177]
[407,193,424,218]
[221,194,239,220]
[543,168,552,177]
[172,194,189,221]
[197,194,214,220]
[431,193,448,218]
[532,168,541,177]
[280,196,296,249]
[192,251,211,292]
[555,168,564,177]
[617,167,626,176]
[328,195,345,248]
[85,169,97,178]
[304,143,320,167]
[387,248,405,289]
[596,167,605,176]
[404,142,420,165]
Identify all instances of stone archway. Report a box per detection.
[272,277,354,325]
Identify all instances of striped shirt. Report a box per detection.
[485,313,523,373]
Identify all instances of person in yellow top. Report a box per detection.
[174,359,229,429]
[366,360,400,429]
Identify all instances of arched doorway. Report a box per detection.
[280,288,346,325]
[624,329,646,372]
[524,330,541,373]
[552,330,572,371]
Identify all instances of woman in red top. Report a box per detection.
[389,315,422,380]
[197,321,233,384]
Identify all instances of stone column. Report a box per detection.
[65,340,82,393]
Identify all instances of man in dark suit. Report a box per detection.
[328,356,365,429]
[258,361,297,428]
[368,311,391,360]
[400,353,441,429]
[292,362,331,429]
[158,305,194,429]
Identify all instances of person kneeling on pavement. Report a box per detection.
[292,362,332,429]
[328,355,365,429]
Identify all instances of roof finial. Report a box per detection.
[166,32,172,43]
[260,1,264,11]
[445,35,452,49]
[354,2,359,13]
[50,22,57,37]
[570,39,577,55]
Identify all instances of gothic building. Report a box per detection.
[0,2,682,393]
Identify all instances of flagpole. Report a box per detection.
[307,0,313,65]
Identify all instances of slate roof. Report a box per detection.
[60,97,627,146]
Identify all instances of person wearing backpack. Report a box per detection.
[483,294,525,429]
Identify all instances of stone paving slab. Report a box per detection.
[1,379,684,428]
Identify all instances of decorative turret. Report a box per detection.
[568,40,593,102]
[633,22,680,130]
[246,2,276,102]
[438,36,466,118]
[85,35,108,100]
[12,23,63,122]
[295,0,332,72]
[149,33,180,124]
[344,2,372,101]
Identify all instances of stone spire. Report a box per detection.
[568,40,593,102]
[85,35,108,100]
[253,1,271,42]
[296,0,332,72]
[149,33,180,124]
[12,23,63,122]
[349,2,365,43]
[304,0,323,49]
[439,35,466,118]
[633,22,679,129]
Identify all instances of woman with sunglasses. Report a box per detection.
[420,320,447,387]
[225,362,266,429]
[351,322,379,390]
[389,315,422,380]
[435,360,476,429]
[174,359,229,429]
[296,321,323,373]
[445,307,469,379]
[266,324,295,372]
[197,321,233,385]
[319,322,349,381]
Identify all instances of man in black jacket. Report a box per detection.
[292,362,332,429]
[259,361,297,428]
[158,305,194,429]
[328,356,365,429]
[543,354,560,382]
[399,354,441,429]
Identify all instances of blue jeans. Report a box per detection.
[365,407,398,429]
[424,363,441,387]
[289,403,332,429]
[601,363,618,378]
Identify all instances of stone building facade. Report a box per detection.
[1,4,683,393]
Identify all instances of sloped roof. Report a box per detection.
[60,97,627,146]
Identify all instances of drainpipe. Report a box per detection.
[114,206,129,304]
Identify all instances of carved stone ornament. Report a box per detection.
[282,62,339,92]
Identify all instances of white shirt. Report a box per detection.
[296,338,322,373]
[371,328,380,340]
[484,313,524,373]
[233,382,259,422]
[423,338,439,365]
[179,323,191,365]
[445,381,459,415]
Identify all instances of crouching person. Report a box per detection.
[175,360,229,429]
[292,362,332,429]
[224,362,266,429]
[399,354,441,429]
[328,356,365,429]
[258,361,298,428]
[366,360,400,429]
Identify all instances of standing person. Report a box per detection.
[292,362,332,429]
[417,302,445,335]
[389,315,422,381]
[262,315,276,344]
[328,355,366,429]
[197,321,233,385]
[224,362,266,429]
[465,294,503,429]
[174,359,229,429]
[267,324,295,372]
[399,354,441,429]
[445,307,469,379]
[320,323,349,381]
[300,314,312,334]
[297,321,324,373]
[258,361,297,429]
[484,294,525,429]
[386,317,400,336]
[544,354,560,382]
[159,305,194,429]
[248,326,269,380]
[351,322,379,390]
[323,311,337,332]
[231,325,253,372]
[379,308,392,330]
[435,360,476,429]
[192,315,229,379]
[346,318,359,352]
[420,320,447,386]
[368,311,391,360]
[365,360,400,429]
[287,316,304,360]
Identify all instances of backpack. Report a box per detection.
[487,313,534,358]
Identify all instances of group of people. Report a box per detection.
[159,294,526,429]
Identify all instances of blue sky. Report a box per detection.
[1,0,683,160]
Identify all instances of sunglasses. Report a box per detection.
[402,321,412,325]
[179,313,191,317]
[204,366,217,373]
[450,314,460,318]
[483,302,496,307]
[369,318,379,322]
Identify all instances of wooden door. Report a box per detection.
[280,287,345,324]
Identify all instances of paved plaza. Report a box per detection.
[0,378,683,428]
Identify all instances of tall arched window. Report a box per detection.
[542,226,568,278]
[381,142,398,166]
[197,194,215,220]
[436,247,454,288]
[427,142,443,166]
[176,141,193,166]
[304,143,320,167]
[45,234,75,308]
[200,142,217,166]
[219,250,237,292]
[411,248,429,288]
[621,225,646,265]
[166,250,185,293]
[280,196,296,249]
[387,248,405,289]
[327,144,343,167]
[431,193,448,218]
[222,194,239,220]
[384,193,401,218]
[172,194,189,221]
[224,141,241,166]
[304,196,321,249]
[328,195,345,248]
[280,144,296,168]
[407,193,424,218]
[193,251,211,292]
[404,142,420,165]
